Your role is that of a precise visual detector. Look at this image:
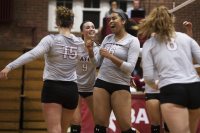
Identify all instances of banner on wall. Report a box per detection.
[80,94,151,133]
[80,94,200,133]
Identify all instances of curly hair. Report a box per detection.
[138,6,175,43]
[56,6,74,28]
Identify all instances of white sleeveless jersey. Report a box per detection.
[6,34,84,82]
[95,33,140,86]
[142,32,200,88]
[76,43,100,92]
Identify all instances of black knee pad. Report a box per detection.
[71,124,81,133]
[164,122,169,132]
[121,128,136,133]
[94,125,106,133]
[151,125,160,133]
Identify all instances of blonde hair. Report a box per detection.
[138,6,175,42]
[56,6,74,28]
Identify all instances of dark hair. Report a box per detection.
[56,6,74,28]
[111,10,138,36]
[109,0,118,5]
[125,18,138,36]
[80,20,91,32]
[112,9,128,21]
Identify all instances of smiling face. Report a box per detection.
[109,13,126,34]
[81,21,95,40]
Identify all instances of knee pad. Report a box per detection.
[71,124,81,133]
[94,125,106,133]
[151,125,160,133]
[121,128,136,133]
[164,122,169,132]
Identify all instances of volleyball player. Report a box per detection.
[140,6,200,133]
[0,6,83,133]
[86,9,140,133]
[70,21,99,133]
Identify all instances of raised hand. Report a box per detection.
[183,21,192,29]
[183,21,193,37]
[85,39,94,51]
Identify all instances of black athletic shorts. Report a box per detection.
[41,80,79,109]
[160,82,200,109]
[79,91,93,98]
[145,93,160,101]
[94,78,130,95]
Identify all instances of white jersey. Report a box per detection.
[95,33,140,86]
[76,43,99,92]
[144,70,160,93]
[142,32,200,88]
[6,34,84,82]
[145,84,160,93]
[140,48,160,93]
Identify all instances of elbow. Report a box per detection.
[120,62,133,75]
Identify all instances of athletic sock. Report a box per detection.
[71,124,81,133]
[121,128,136,133]
[94,125,106,133]
[151,125,160,133]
